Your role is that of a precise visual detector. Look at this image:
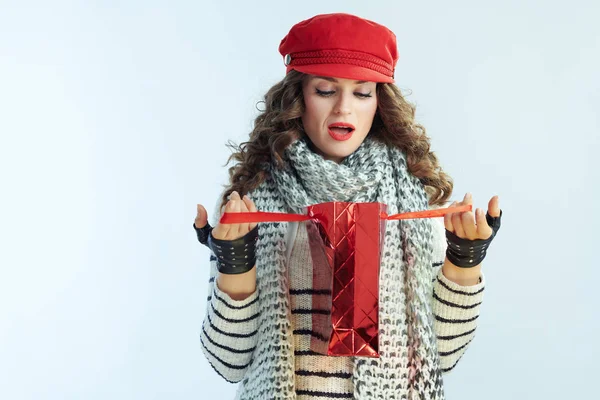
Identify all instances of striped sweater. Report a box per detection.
[200,209,485,398]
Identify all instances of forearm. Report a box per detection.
[200,270,260,382]
[432,268,485,373]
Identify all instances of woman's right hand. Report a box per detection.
[196,190,258,300]
[212,191,258,241]
[195,191,258,241]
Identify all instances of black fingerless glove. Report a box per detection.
[445,210,502,268]
[193,222,258,275]
[193,222,213,247]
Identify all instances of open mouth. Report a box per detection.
[328,128,355,141]
[328,123,356,141]
[329,126,354,135]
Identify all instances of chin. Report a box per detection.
[306,133,364,161]
[322,144,360,162]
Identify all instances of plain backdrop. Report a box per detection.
[1,0,598,398]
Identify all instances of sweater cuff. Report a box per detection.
[212,280,259,311]
[200,279,258,382]
[438,268,485,292]
[202,280,259,356]
[434,268,485,315]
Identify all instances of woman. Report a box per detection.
[194,13,502,400]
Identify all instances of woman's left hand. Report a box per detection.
[444,193,501,240]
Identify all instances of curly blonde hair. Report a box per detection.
[218,70,453,210]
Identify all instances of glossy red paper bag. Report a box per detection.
[218,201,472,357]
[303,202,388,358]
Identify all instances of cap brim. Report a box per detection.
[288,64,394,83]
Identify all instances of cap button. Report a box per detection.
[284,54,292,66]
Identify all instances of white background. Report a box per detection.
[1,0,598,398]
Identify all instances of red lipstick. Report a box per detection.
[328,122,356,141]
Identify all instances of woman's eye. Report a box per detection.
[316,89,334,97]
[315,89,372,98]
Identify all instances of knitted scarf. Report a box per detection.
[239,135,445,399]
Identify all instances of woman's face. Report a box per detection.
[301,75,378,164]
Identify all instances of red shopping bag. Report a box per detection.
[219,201,471,357]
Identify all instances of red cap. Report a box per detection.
[278,13,399,83]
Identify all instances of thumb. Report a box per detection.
[195,204,208,228]
[487,195,501,218]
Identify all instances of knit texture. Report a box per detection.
[267,136,440,399]
[199,136,486,399]
[200,217,486,398]
[288,220,354,399]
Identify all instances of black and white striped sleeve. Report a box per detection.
[200,266,259,383]
[427,205,485,374]
[198,196,259,383]
[431,268,485,374]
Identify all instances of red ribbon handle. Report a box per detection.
[382,204,471,220]
[219,204,472,224]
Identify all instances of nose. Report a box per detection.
[333,91,352,115]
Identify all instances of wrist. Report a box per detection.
[442,257,482,286]
[209,225,259,275]
[216,266,257,301]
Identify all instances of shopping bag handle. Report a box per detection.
[219,204,472,224]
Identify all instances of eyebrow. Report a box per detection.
[313,76,369,84]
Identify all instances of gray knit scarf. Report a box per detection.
[241,135,445,399]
